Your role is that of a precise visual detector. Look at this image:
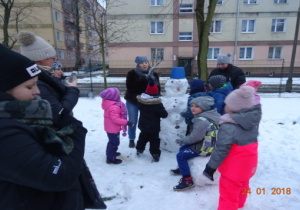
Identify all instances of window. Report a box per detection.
[150,21,164,34]
[274,0,287,3]
[57,30,63,41]
[239,47,253,60]
[151,48,164,61]
[179,4,193,13]
[55,11,61,22]
[67,51,73,60]
[268,46,282,59]
[242,20,256,33]
[58,50,64,60]
[271,19,286,32]
[150,0,163,6]
[217,0,223,5]
[179,32,193,41]
[243,0,257,4]
[207,48,220,60]
[210,20,222,33]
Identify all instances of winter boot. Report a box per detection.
[129,140,135,148]
[170,168,181,175]
[106,158,122,164]
[136,150,143,156]
[173,177,195,191]
[152,154,160,162]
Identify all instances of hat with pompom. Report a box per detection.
[217,53,232,64]
[145,79,159,96]
[190,96,215,112]
[17,31,56,62]
[100,87,120,101]
[240,80,262,92]
[225,86,255,112]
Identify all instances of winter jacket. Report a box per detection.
[125,70,160,105]
[102,99,128,133]
[38,69,80,128]
[181,91,208,125]
[208,82,233,115]
[136,95,168,134]
[182,109,220,154]
[207,104,262,181]
[209,65,245,89]
[0,92,87,210]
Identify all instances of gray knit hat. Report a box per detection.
[17,31,56,62]
[190,96,215,111]
[217,53,232,64]
[209,75,226,89]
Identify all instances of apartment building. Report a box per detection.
[107,0,300,78]
[0,0,105,71]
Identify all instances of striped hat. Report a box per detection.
[100,87,120,101]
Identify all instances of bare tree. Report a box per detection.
[195,0,218,80]
[0,0,37,49]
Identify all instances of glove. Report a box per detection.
[176,139,184,146]
[203,164,216,181]
[127,121,134,127]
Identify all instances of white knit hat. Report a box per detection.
[225,86,255,112]
[17,31,56,62]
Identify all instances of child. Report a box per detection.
[0,44,90,209]
[135,79,168,162]
[203,86,262,210]
[208,75,233,115]
[240,80,262,105]
[180,79,207,135]
[172,96,221,191]
[100,88,134,164]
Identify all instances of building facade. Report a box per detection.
[107,0,300,78]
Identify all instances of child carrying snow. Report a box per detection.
[100,88,134,164]
[136,79,168,162]
[172,96,220,191]
[203,86,262,210]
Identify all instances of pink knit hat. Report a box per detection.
[240,80,262,92]
[225,86,255,112]
[100,87,120,101]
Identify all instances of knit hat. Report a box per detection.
[100,87,120,101]
[51,61,62,71]
[145,79,159,96]
[209,75,226,89]
[240,80,262,92]
[135,56,149,65]
[17,31,56,62]
[190,96,215,112]
[0,44,41,91]
[189,79,205,94]
[225,86,255,112]
[217,53,232,64]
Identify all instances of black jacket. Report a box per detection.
[124,70,160,105]
[208,65,246,89]
[137,95,168,134]
[0,93,87,210]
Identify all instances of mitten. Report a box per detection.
[127,121,134,127]
[203,164,216,181]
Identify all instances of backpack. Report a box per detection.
[198,117,219,157]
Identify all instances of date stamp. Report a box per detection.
[242,188,291,195]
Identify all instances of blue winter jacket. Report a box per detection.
[208,82,233,115]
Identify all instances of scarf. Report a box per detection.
[114,101,128,136]
[0,96,74,154]
[134,65,158,84]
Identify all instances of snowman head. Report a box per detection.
[165,78,188,96]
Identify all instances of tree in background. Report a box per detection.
[195,0,218,80]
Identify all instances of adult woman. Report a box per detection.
[124,56,161,148]
[0,44,87,209]
[208,53,245,90]
[52,61,66,80]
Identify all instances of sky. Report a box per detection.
[73,76,300,210]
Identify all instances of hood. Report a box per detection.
[102,99,119,110]
[136,95,162,105]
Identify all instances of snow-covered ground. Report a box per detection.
[73,87,300,209]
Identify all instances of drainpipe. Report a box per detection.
[234,0,241,65]
[50,0,57,49]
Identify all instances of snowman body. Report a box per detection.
[160,78,189,153]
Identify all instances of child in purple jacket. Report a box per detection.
[100,88,133,164]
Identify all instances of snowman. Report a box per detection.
[160,67,189,153]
